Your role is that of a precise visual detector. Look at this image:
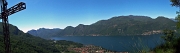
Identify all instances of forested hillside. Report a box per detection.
[28,15,176,37]
[0,23,83,53]
[58,15,176,36]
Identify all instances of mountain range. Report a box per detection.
[27,15,176,38]
[28,28,62,38]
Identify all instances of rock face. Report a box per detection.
[28,15,176,37]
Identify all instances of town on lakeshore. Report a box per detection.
[68,45,129,53]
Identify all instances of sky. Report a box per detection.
[3,0,179,32]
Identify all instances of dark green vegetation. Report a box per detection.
[153,29,178,53]
[153,0,180,53]
[0,24,83,53]
[28,15,176,37]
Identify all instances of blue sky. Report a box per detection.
[4,0,179,32]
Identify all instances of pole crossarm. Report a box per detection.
[0,1,26,53]
[0,2,26,18]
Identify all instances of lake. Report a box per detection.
[51,35,164,52]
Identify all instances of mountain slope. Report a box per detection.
[27,15,176,37]
[0,23,83,53]
[58,15,176,36]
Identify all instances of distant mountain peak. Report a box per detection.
[65,26,74,28]
[27,28,62,39]
[156,16,167,19]
[78,24,84,25]
[39,28,46,30]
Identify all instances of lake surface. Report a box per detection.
[51,35,164,52]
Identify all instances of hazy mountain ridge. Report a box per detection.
[27,28,62,39]
[28,15,176,37]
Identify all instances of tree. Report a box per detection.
[171,0,180,29]
[170,0,180,7]
[162,29,175,43]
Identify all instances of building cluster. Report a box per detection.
[68,45,128,53]
[141,30,162,35]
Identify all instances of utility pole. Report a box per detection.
[0,0,26,53]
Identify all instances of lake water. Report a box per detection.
[51,35,164,52]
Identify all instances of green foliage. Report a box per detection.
[54,40,83,52]
[175,15,180,29]
[153,29,178,53]
[153,1,180,52]
[152,0,180,53]
[155,48,175,53]
[162,29,176,43]
[170,0,180,7]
